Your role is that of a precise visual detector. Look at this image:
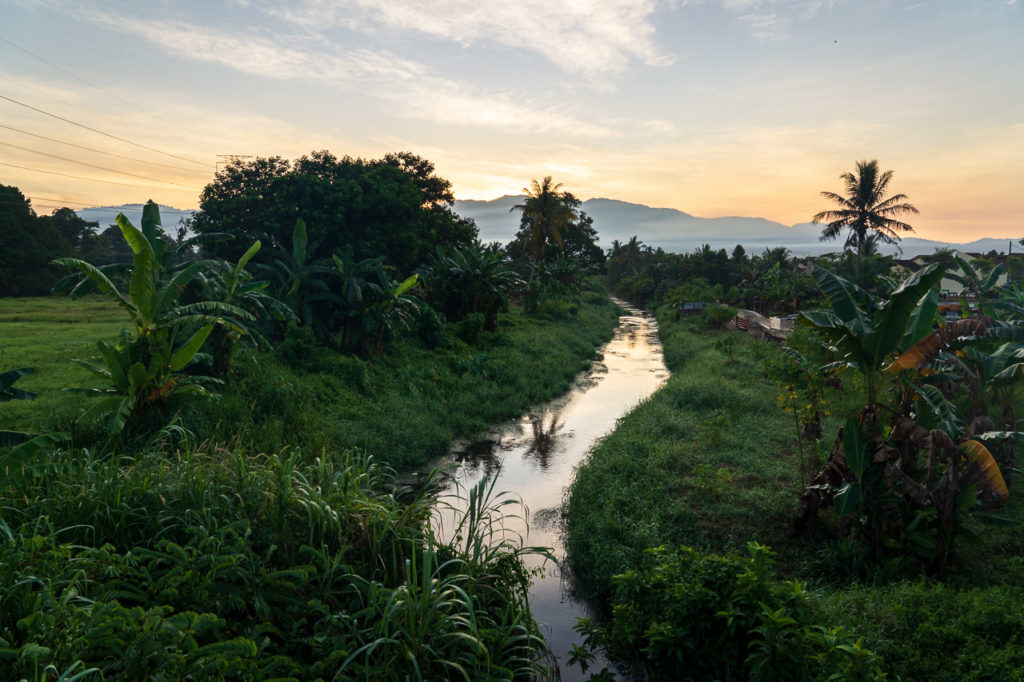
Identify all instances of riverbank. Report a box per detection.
[428,302,668,680]
[180,290,621,468]
[563,308,1024,680]
[0,291,620,679]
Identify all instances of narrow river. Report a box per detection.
[428,303,669,680]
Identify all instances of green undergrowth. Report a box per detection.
[564,309,1024,681]
[185,292,620,468]
[1,291,620,679]
[0,446,551,680]
[566,311,812,604]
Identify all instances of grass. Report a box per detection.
[0,290,620,680]
[564,308,1024,681]
[565,311,812,601]
[184,293,621,468]
[0,296,125,432]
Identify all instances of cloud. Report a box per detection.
[690,0,843,40]
[255,0,674,77]
[642,119,679,136]
[56,5,614,138]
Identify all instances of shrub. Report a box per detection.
[274,322,322,370]
[573,543,884,681]
[454,312,485,345]
[703,303,736,329]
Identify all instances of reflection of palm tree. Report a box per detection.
[525,410,564,470]
[511,177,572,281]
[453,439,503,479]
[814,160,918,276]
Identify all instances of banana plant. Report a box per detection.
[800,263,945,406]
[950,254,1005,317]
[1,368,37,447]
[52,203,246,435]
[795,264,1010,568]
[197,240,295,375]
[255,218,337,337]
[421,243,521,331]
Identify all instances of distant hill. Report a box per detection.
[454,196,1020,258]
[76,200,1018,258]
[76,204,195,231]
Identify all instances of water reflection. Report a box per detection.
[524,409,566,470]
[430,303,669,681]
[450,437,504,478]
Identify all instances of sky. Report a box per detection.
[1,0,1021,242]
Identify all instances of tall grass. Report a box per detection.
[0,443,554,680]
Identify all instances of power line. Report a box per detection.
[0,124,209,175]
[0,140,199,189]
[0,33,198,139]
[0,161,197,193]
[28,196,98,207]
[0,93,208,167]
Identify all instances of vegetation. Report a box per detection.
[190,151,476,274]
[181,292,619,468]
[566,259,1024,679]
[0,186,83,296]
[8,150,1024,681]
[1,160,619,679]
[813,159,918,275]
[0,444,549,680]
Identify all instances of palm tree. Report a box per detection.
[511,176,572,281]
[813,160,918,276]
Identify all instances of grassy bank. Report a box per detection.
[564,310,1024,681]
[1,291,620,680]
[2,292,620,469]
[566,311,811,602]
[183,290,620,468]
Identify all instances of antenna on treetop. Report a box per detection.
[216,155,253,173]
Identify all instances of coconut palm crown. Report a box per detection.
[813,160,918,273]
[510,177,573,278]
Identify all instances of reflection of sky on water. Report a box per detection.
[429,304,668,681]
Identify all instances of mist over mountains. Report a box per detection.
[454,196,1018,258]
[75,199,1018,258]
[75,204,196,232]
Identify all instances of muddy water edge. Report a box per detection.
[421,302,668,680]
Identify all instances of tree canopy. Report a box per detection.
[813,159,918,273]
[0,185,74,296]
[190,151,477,273]
[506,184,603,274]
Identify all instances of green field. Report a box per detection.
[0,296,126,431]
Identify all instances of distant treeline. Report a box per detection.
[0,185,140,296]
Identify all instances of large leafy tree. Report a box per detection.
[190,151,476,273]
[0,185,73,296]
[813,159,918,275]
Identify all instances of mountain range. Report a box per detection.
[76,199,1019,259]
[454,196,1020,259]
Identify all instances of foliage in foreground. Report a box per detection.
[572,543,883,681]
[565,309,1024,680]
[0,447,551,681]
